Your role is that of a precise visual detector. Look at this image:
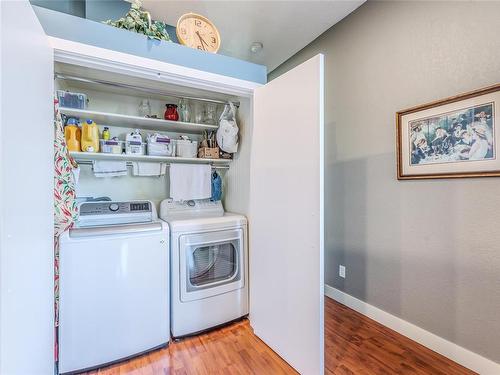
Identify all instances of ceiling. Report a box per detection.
[142,0,365,73]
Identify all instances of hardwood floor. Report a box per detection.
[84,319,296,375]
[83,297,475,375]
[324,298,475,375]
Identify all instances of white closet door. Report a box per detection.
[0,1,54,374]
[249,54,324,374]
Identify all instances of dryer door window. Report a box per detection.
[188,240,239,289]
[179,228,245,302]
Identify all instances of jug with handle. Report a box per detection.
[81,119,100,152]
[64,118,81,152]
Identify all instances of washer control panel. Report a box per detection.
[77,201,153,227]
[79,201,151,215]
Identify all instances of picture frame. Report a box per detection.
[396,83,500,180]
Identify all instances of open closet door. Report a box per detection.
[249,54,324,374]
[0,1,54,374]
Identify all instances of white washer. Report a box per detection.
[59,201,169,374]
[160,198,248,338]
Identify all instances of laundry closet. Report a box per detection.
[1,4,325,375]
[53,59,256,375]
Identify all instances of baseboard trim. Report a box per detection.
[324,285,500,375]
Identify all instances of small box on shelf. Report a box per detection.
[198,147,220,159]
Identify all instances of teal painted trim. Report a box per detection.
[30,0,85,17]
[33,5,267,84]
[84,0,129,22]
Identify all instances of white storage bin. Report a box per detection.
[125,141,146,155]
[175,139,198,158]
[100,139,123,154]
[147,134,174,156]
[57,90,88,109]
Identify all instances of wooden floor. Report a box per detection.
[324,298,475,375]
[84,297,475,375]
[84,319,296,375]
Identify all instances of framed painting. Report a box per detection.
[396,84,500,179]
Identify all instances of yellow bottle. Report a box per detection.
[64,118,81,152]
[81,119,100,153]
[102,127,110,140]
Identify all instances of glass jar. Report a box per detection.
[178,98,191,122]
[203,103,217,125]
[138,99,151,117]
[194,101,204,124]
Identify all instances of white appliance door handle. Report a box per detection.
[69,222,163,238]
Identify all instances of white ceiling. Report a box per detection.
[142,0,365,72]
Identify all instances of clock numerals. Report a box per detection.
[177,14,220,53]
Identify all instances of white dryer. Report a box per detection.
[160,199,248,338]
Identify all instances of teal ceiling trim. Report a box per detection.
[32,5,267,84]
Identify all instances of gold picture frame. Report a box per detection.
[396,83,500,180]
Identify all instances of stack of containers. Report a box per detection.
[147,133,175,156]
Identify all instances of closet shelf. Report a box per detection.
[70,151,231,165]
[60,108,219,134]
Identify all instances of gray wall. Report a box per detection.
[270,0,500,363]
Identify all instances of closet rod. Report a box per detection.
[74,160,230,170]
[55,74,240,108]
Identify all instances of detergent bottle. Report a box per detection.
[64,118,81,152]
[81,119,100,152]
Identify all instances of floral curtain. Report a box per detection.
[53,99,78,361]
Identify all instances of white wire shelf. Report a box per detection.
[70,151,231,166]
[60,107,218,135]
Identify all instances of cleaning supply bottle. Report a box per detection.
[125,129,144,155]
[102,127,110,140]
[81,119,100,153]
[64,117,81,152]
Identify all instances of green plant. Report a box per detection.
[103,0,171,42]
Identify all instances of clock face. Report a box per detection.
[176,13,221,53]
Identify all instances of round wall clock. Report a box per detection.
[176,13,221,53]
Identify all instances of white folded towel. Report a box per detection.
[169,164,211,201]
[92,161,128,178]
[132,162,167,177]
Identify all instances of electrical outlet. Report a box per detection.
[339,265,346,278]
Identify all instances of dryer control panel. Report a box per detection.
[160,199,224,220]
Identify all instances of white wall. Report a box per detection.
[223,97,252,215]
[1,1,54,374]
[270,0,500,364]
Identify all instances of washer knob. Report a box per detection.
[109,203,119,212]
